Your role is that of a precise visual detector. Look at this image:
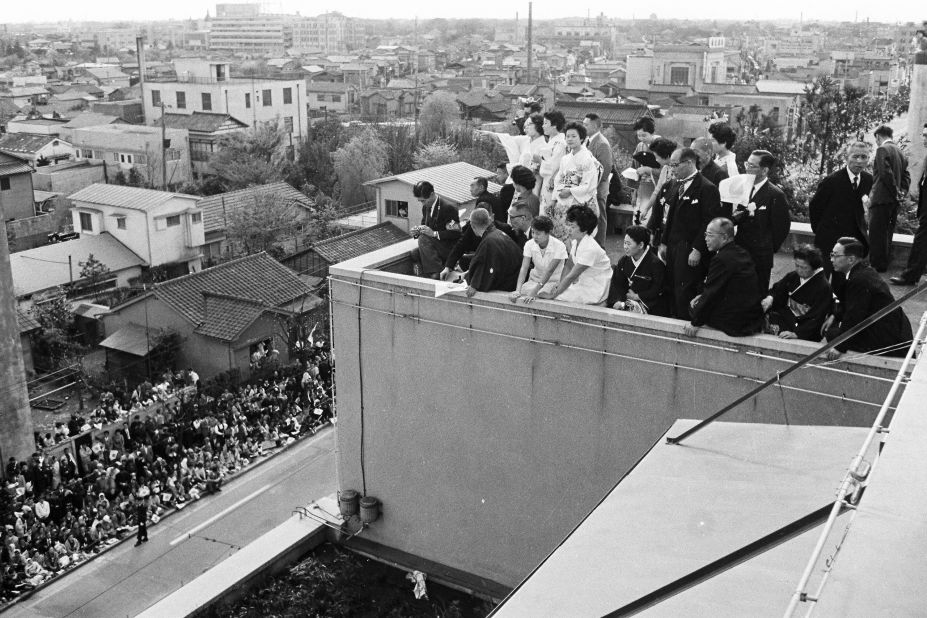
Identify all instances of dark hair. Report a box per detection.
[633,116,655,134]
[836,236,866,259]
[472,176,488,192]
[751,150,777,170]
[584,112,601,124]
[563,121,587,141]
[565,204,598,234]
[413,180,434,199]
[874,124,893,139]
[531,215,554,234]
[793,244,824,269]
[649,137,678,160]
[524,101,542,113]
[475,200,494,211]
[624,225,650,246]
[710,217,736,240]
[495,161,508,171]
[708,123,737,149]
[510,164,536,191]
[526,113,544,135]
[543,110,566,132]
[678,147,700,169]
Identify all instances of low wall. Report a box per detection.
[330,240,905,589]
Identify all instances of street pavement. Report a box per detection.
[5,428,336,618]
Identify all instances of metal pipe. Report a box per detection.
[783,310,927,617]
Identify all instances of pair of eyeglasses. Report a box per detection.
[830,252,845,258]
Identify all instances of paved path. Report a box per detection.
[5,429,336,618]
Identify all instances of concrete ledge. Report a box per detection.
[785,221,914,266]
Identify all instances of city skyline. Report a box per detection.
[1,0,923,27]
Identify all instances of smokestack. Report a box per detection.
[527,2,533,83]
[136,35,146,119]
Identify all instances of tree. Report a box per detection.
[287,119,345,195]
[225,192,306,256]
[413,140,458,169]
[209,120,290,191]
[332,128,389,207]
[418,91,460,141]
[78,253,111,294]
[126,166,146,187]
[376,122,417,175]
[31,293,84,370]
[148,329,184,377]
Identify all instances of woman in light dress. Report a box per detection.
[519,114,547,197]
[632,116,661,223]
[538,110,567,217]
[548,205,613,305]
[510,215,568,303]
[550,121,603,244]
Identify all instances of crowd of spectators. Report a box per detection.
[1,343,333,604]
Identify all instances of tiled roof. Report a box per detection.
[16,309,40,334]
[508,84,538,96]
[666,104,730,116]
[0,157,34,176]
[152,252,312,329]
[194,293,268,341]
[69,183,201,212]
[0,132,64,154]
[365,161,500,205]
[558,101,651,126]
[196,182,311,234]
[309,222,409,265]
[307,82,357,93]
[9,233,146,297]
[161,111,248,133]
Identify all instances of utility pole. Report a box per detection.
[159,101,167,189]
[527,2,533,84]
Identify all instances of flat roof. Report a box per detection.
[491,420,870,617]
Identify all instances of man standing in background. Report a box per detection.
[869,125,910,272]
[584,113,613,246]
[891,123,927,286]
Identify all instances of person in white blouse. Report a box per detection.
[510,215,568,303]
[550,121,602,243]
[519,114,547,196]
[548,205,613,305]
[708,122,740,178]
[538,110,567,217]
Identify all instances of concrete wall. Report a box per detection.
[32,163,105,195]
[6,214,56,252]
[330,241,904,589]
[0,172,35,220]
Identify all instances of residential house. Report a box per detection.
[68,124,192,189]
[75,65,131,89]
[59,112,126,142]
[143,60,308,144]
[100,252,322,380]
[1,86,49,108]
[0,133,76,167]
[32,160,106,200]
[364,161,501,234]
[68,183,204,275]
[359,89,415,120]
[160,112,249,176]
[90,99,145,123]
[281,222,408,278]
[1,151,52,252]
[306,81,358,115]
[0,99,22,132]
[709,80,805,129]
[196,182,313,260]
[8,233,146,308]
[5,117,69,136]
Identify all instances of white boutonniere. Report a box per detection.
[691,199,699,204]
[861,195,870,206]
[746,202,757,217]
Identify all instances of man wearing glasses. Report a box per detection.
[890,123,927,286]
[824,237,912,357]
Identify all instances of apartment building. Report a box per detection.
[143,60,307,144]
[291,12,364,54]
[207,12,291,56]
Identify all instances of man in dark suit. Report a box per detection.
[584,113,614,246]
[732,150,792,293]
[891,123,927,285]
[809,141,873,276]
[440,199,532,280]
[492,163,515,213]
[658,148,722,318]
[868,125,910,272]
[464,208,523,296]
[824,237,913,357]
[411,180,461,279]
[691,137,728,187]
[470,176,503,223]
[685,217,764,337]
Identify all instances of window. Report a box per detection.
[165,148,181,161]
[116,216,126,230]
[79,212,92,232]
[191,212,202,224]
[385,199,408,218]
[283,116,293,132]
[166,215,181,227]
[176,91,186,109]
[74,149,82,158]
[86,150,95,159]
[262,89,272,106]
[669,66,690,85]
[119,153,134,164]
[112,153,120,162]
[245,93,251,108]
[152,89,161,107]
[135,154,148,165]
[191,141,213,162]
[202,92,212,111]
[283,87,292,104]
[331,94,341,103]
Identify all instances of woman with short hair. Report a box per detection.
[761,245,832,340]
[510,215,568,303]
[538,110,567,217]
[550,121,603,243]
[548,205,612,305]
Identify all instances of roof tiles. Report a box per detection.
[309,222,409,265]
[197,182,312,234]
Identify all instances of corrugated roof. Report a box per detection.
[0,132,65,155]
[99,322,152,356]
[309,222,409,265]
[69,183,201,212]
[9,233,146,297]
[152,252,311,328]
[60,112,121,129]
[364,161,500,205]
[161,111,248,133]
[197,182,312,234]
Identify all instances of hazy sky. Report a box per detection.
[3,0,924,25]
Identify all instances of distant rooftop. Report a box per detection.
[364,161,501,205]
[69,183,201,212]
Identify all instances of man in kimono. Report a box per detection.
[464,208,523,296]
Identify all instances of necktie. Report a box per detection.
[852,175,859,191]
[749,186,755,202]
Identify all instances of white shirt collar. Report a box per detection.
[630,245,650,267]
[752,177,768,194]
[799,267,823,285]
[846,167,859,183]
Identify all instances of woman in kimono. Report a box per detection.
[607,225,668,316]
[538,110,567,217]
[761,245,832,341]
[550,122,602,243]
[519,114,547,197]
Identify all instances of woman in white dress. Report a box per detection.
[538,110,567,217]
[550,121,603,243]
[632,116,661,220]
[519,114,547,197]
[548,205,612,305]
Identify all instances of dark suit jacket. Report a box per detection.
[809,168,872,251]
[445,221,527,270]
[825,262,913,356]
[475,191,504,223]
[700,160,728,187]
[918,154,927,218]
[496,184,515,213]
[870,140,910,206]
[690,242,763,336]
[421,197,461,245]
[606,249,668,316]
[587,133,614,189]
[731,181,791,269]
[662,174,722,256]
[465,227,523,292]
[767,270,832,341]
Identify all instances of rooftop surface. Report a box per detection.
[69,183,201,212]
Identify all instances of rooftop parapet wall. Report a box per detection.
[330,240,905,589]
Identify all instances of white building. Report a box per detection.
[143,60,307,145]
[68,183,205,274]
[291,12,364,54]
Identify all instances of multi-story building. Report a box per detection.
[291,12,364,54]
[143,59,308,145]
[207,11,291,56]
